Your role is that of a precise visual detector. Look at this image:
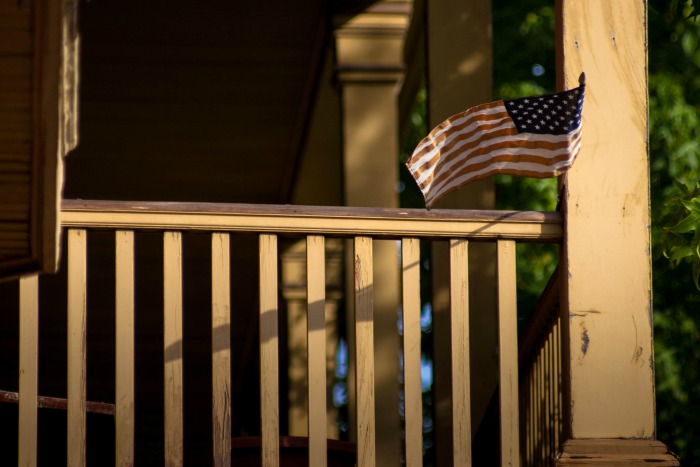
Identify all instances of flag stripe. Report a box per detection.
[423,128,581,195]
[426,134,582,206]
[410,116,515,181]
[406,85,585,208]
[409,106,511,173]
[414,123,579,189]
[413,101,507,153]
[426,160,575,207]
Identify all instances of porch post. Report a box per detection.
[557,1,678,463]
[419,1,497,464]
[281,238,343,440]
[335,3,411,464]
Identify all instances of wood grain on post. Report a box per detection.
[449,239,471,466]
[164,231,184,466]
[19,275,39,467]
[115,230,135,466]
[306,235,327,467]
[259,234,280,467]
[497,240,519,467]
[212,233,232,467]
[557,0,656,440]
[402,238,423,467]
[354,236,375,467]
[67,229,87,467]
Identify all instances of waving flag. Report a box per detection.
[406,78,585,208]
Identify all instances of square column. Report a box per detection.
[557,0,678,463]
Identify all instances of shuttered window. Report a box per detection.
[0,0,78,279]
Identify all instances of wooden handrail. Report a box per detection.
[18,199,567,465]
[61,200,563,242]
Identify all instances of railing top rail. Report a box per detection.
[61,199,562,242]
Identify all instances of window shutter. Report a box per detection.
[0,0,79,279]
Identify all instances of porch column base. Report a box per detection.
[556,439,679,466]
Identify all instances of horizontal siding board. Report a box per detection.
[0,30,32,54]
[0,93,32,110]
[0,57,32,78]
[0,0,34,278]
[0,163,31,174]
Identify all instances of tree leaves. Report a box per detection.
[649,1,700,461]
[662,182,700,290]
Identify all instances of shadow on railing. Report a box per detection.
[3,200,564,466]
[518,269,564,466]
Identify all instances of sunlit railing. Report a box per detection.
[12,199,563,466]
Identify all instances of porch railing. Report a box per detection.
[518,270,563,466]
[12,199,563,466]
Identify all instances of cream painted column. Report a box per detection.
[281,239,343,440]
[557,1,677,464]
[286,45,345,440]
[281,241,311,437]
[336,3,410,465]
[292,48,343,208]
[421,1,497,464]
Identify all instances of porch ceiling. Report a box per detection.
[65,0,338,205]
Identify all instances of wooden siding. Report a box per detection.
[0,0,79,279]
[0,1,33,273]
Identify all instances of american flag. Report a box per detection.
[406,83,585,208]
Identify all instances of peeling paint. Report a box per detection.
[631,345,643,364]
[631,315,643,364]
[570,309,601,318]
[581,328,590,356]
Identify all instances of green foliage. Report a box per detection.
[656,0,700,22]
[491,0,700,462]
[493,1,559,317]
[493,0,556,93]
[648,0,700,462]
[399,87,428,209]
[653,307,700,459]
[649,0,700,295]
[661,181,700,290]
[399,2,700,461]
